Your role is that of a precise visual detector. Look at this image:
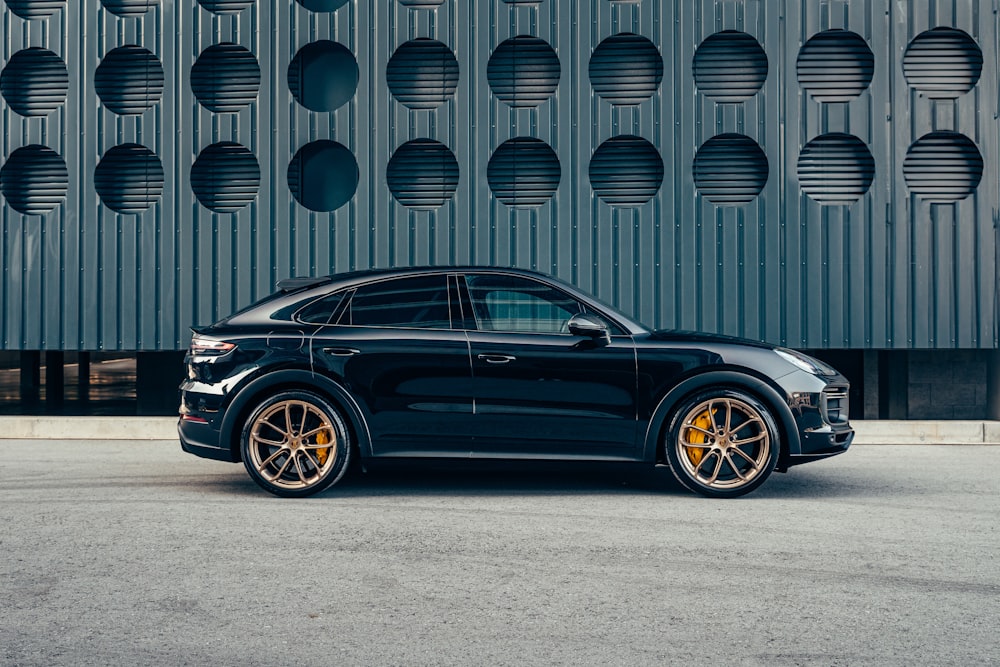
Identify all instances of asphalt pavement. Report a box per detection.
[1,441,998,666]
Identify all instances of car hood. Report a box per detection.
[647,329,776,350]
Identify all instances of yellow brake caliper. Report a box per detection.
[685,410,714,466]
[315,429,332,466]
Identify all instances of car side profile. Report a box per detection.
[178,267,853,498]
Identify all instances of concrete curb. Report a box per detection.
[0,416,999,444]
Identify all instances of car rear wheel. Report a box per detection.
[241,390,351,498]
[665,388,779,498]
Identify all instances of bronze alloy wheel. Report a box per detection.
[666,389,779,498]
[241,390,351,497]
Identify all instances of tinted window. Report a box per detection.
[296,291,345,324]
[466,274,581,333]
[345,275,451,329]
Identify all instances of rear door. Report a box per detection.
[309,273,475,455]
[461,273,639,457]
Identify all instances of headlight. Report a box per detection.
[775,348,838,376]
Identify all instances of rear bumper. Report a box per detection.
[178,418,237,463]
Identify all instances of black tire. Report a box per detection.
[664,387,780,498]
[240,390,351,498]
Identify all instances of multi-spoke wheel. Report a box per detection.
[240,390,351,497]
[665,388,779,498]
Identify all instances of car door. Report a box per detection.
[309,273,475,456]
[461,273,639,457]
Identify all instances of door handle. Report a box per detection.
[323,347,360,357]
[478,353,516,364]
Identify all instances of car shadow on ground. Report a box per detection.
[206,458,864,500]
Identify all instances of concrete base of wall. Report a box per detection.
[1,417,999,445]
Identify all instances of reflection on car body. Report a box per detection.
[179,267,853,498]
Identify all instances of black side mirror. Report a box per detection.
[567,313,611,344]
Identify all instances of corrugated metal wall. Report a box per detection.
[0,0,997,351]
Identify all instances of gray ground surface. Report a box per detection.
[1,441,998,666]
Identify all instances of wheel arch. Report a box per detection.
[642,369,801,467]
[220,369,372,463]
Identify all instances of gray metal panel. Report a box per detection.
[0,0,997,351]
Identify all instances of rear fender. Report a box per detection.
[220,368,372,462]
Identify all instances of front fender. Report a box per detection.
[220,368,373,462]
[641,370,801,463]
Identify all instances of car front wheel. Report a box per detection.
[665,388,779,498]
[240,390,351,498]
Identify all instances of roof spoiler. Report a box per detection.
[276,276,330,292]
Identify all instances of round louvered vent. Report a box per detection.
[100,0,157,16]
[196,0,253,13]
[387,39,459,110]
[288,140,358,212]
[0,48,68,117]
[295,0,348,10]
[487,36,560,108]
[386,140,459,210]
[903,132,983,203]
[590,136,663,207]
[488,138,561,208]
[95,46,164,115]
[4,0,65,20]
[94,144,164,214]
[288,41,358,113]
[589,33,663,105]
[0,145,68,215]
[797,133,874,204]
[693,30,767,102]
[693,134,768,205]
[902,27,982,99]
[797,30,873,102]
[191,142,260,213]
[192,44,260,113]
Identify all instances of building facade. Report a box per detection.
[1,0,997,416]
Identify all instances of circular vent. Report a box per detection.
[797,30,874,102]
[0,145,68,215]
[295,0,348,10]
[487,36,560,108]
[903,27,982,99]
[396,0,444,7]
[288,41,358,113]
[589,33,663,105]
[95,45,164,115]
[797,133,874,204]
[192,43,261,113]
[4,0,65,20]
[100,0,157,16]
[191,142,260,213]
[590,136,663,207]
[386,140,459,210]
[488,138,561,208]
[288,140,358,213]
[693,30,767,102]
[903,132,983,203]
[94,144,164,214]
[196,0,253,13]
[693,134,768,205]
[387,39,459,110]
[0,48,69,117]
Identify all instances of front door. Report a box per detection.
[462,273,639,457]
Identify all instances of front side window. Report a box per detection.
[466,274,581,333]
[343,275,451,329]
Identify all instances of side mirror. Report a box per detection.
[567,313,611,344]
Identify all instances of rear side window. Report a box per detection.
[343,275,452,329]
[296,292,345,325]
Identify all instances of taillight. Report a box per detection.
[189,334,236,356]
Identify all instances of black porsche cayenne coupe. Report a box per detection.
[178,267,853,498]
